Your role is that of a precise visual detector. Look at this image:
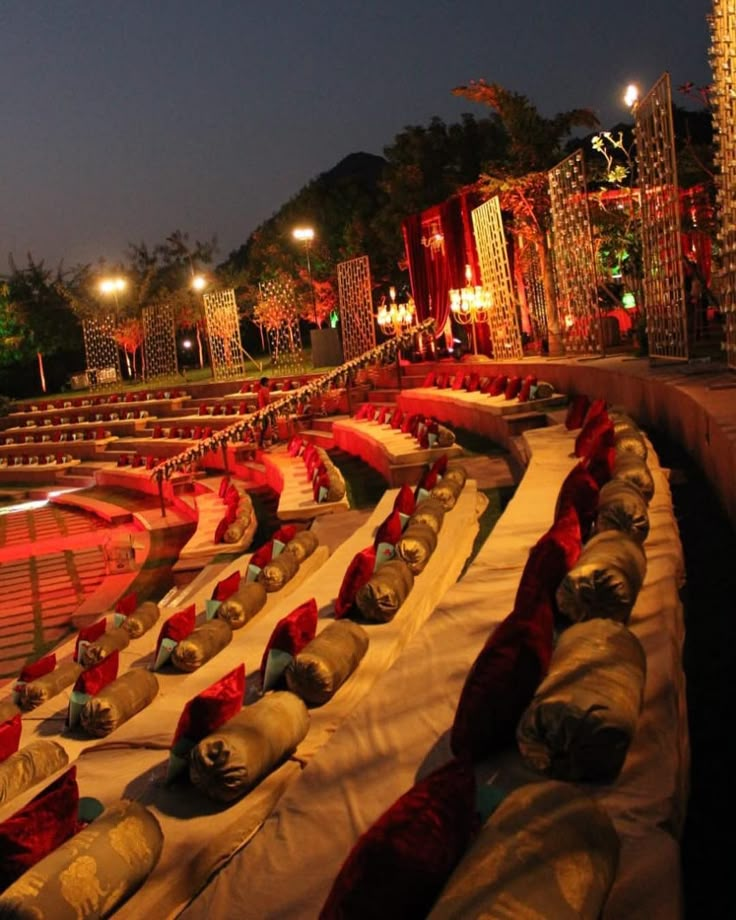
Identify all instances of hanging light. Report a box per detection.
[449,264,491,353]
[420,221,445,254]
[377,286,416,336]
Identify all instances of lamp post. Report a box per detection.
[292,226,318,320]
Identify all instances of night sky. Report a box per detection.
[1,0,712,270]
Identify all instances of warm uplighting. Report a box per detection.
[449,264,491,354]
[191,274,207,292]
[292,226,315,243]
[377,286,416,336]
[99,277,126,296]
[624,83,640,109]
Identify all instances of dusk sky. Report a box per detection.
[1,0,712,270]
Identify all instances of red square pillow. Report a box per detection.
[393,484,416,518]
[451,370,465,391]
[250,541,275,570]
[434,374,446,389]
[115,593,137,616]
[0,767,80,890]
[213,570,241,602]
[555,462,600,541]
[504,376,522,400]
[574,411,612,459]
[0,712,22,762]
[335,546,377,618]
[450,610,554,761]
[466,373,480,392]
[375,407,388,425]
[74,619,106,662]
[172,663,245,749]
[214,517,229,544]
[389,407,403,429]
[18,653,56,684]
[218,476,231,499]
[421,370,436,387]
[489,375,508,396]
[564,394,590,430]
[260,598,319,687]
[155,605,196,663]
[583,397,607,427]
[584,429,616,488]
[73,650,120,697]
[414,467,439,501]
[430,454,448,479]
[517,374,537,403]
[273,524,298,546]
[320,758,477,920]
[479,375,495,394]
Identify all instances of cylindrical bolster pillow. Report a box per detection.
[80,669,159,738]
[171,618,233,672]
[535,381,555,399]
[394,521,438,574]
[217,582,267,629]
[595,478,650,544]
[355,559,414,623]
[257,551,299,592]
[0,701,20,722]
[516,619,646,782]
[0,799,163,919]
[284,529,319,563]
[428,780,619,920]
[0,741,69,807]
[122,601,160,639]
[189,691,309,802]
[556,529,646,624]
[81,627,130,666]
[614,427,648,460]
[409,497,445,534]
[442,465,467,489]
[610,411,640,436]
[612,453,655,503]
[17,661,83,712]
[436,424,455,447]
[323,468,346,502]
[430,477,464,511]
[285,621,369,706]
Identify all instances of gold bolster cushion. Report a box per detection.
[217,582,268,629]
[285,621,369,706]
[81,627,131,666]
[0,741,69,807]
[189,691,309,802]
[516,619,646,782]
[17,662,83,712]
[595,478,650,544]
[443,465,467,488]
[430,477,464,511]
[284,530,319,563]
[394,522,438,574]
[80,670,159,738]
[257,552,299,592]
[428,780,619,920]
[535,380,555,399]
[171,619,233,672]
[409,497,445,535]
[436,424,455,447]
[614,427,648,460]
[355,558,414,623]
[612,453,655,504]
[555,529,646,625]
[610,411,640,435]
[122,601,160,639]
[0,799,163,920]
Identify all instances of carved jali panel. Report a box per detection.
[257,278,305,375]
[83,315,120,388]
[337,255,376,361]
[142,303,178,380]
[203,288,246,380]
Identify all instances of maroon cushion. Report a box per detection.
[73,650,120,696]
[273,524,298,545]
[374,511,403,550]
[0,713,22,762]
[555,462,600,541]
[218,476,231,498]
[320,758,477,920]
[414,467,439,500]
[574,410,611,459]
[335,546,377,618]
[375,407,388,425]
[172,663,245,747]
[450,608,554,761]
[74,619,106,662]
[583,397,608,427]
[430,454,448,479]
[479,375,495,394]
[584,428,616,488]
[451,370,465,391]
[18,653,56,684]
[250,541,275,570]
[504,376,522,400]
[213,571,241,602]
[389,407,403,430]
[393,484,416,518]
[434,374,446,389]
[155,605,196,660]
[214,517,229,544]
[565,394,590,430]
[466,373,480,392]
[489,375,507,396]
[517,374,537,402]
[0,767,80,889]
[421,370,435,387]
[260,598,319,677]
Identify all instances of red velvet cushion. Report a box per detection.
[213,570,241,602]
[393,484,416,517]
[250,541,275,570]
[314,471,332,502]
[260,598,319,676]
[430,454,448,479]
[218,476,231,499]
[451,370,465,391]
[564,394,590,430]
[479,375,495,394]
[504,376,522,400]
[555,462,600,541]
[584,427,616,488]
[335,546,377,618]
[421,370,435,387]
[517,374,537,402]
[303,443,317,466]
[214,517,229,544]
[74,619,106,662]
[401,413,418,434]
[466,372,480,392]
[287,435,304,456]
[489,375,507,396]
[115,593,137,616]
[434,374,446,389]
[0,767,80,890]
[583,397,607,427]
[172,664,245,747]
[414,467,439,500]
[273,524,298,545]
[389,407,403,429]
[450,609,554,762]
[375,511,403,549]
[19,653,56,683]
[320,758,477,920]
[0,713,22,762]
[375,407,388,425]
[155,605,196,660]
[73,651,120,696]
[574,410,611,459]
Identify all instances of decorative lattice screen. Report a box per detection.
[203,288,246,381]
[710,0,736,369]
[83,316,120,388]
[548,149,603,355]
[337,255,376,360]
[257,278,305,375]
[635,73,688,361]
[142,303,178,380]
[516,233,548,344]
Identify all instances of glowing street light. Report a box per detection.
[191,274,207,292]
[624,83,640,109]
[292,226,318,318]
[99,276,126,300]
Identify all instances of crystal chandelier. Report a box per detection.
[449,265,491,354]
[377,287,416,336]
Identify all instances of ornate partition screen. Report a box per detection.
[83,315,120,388]
[471,196,523,359]
[710,0,736,369]
[142,303,178,380]
[337,255,376,360]
[517,234,548,343]
[635,73,688,360]
[258,278,305,375]
[548,149,603,354]
[203,288,246,381]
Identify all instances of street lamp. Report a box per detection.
[99,276,126,309]
[191,274,207,292]
[624,83,640,110]
[292,226,318,319]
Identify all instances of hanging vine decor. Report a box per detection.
[337,255,376,361]
[83,315,121,389]
[203,288,246,380]
[142,303,178,380]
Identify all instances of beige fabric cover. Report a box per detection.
[17,661,83,712]
[443,465,467,488]
[556,530,646,624]
[409,497,445,534]
[323,466,347,503]
[257,551,299,592]
[536,380,555,398]
[0,740,69,807]
[614,427,648,460]
[612,453,655,503]
[394,521,438,574]
[0,800,163,920]
[189,691,309,802]
[430,477,464,511]
[0,701,20,722]
[355,559,414,623]
[217,583,267,630]
[171,619,233,672]
[80,670,160,738]
[517,619,646,782]
[595,478,650,544]
[286,621,369,706]
[81,627,131,666]
[122,601,160,639]
[284,529,319,563]
[436,424,455,447]
[429,780,619,920]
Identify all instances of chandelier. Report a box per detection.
[449,264,491,354]
[420,221,445,254]
[377,287,416,336]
